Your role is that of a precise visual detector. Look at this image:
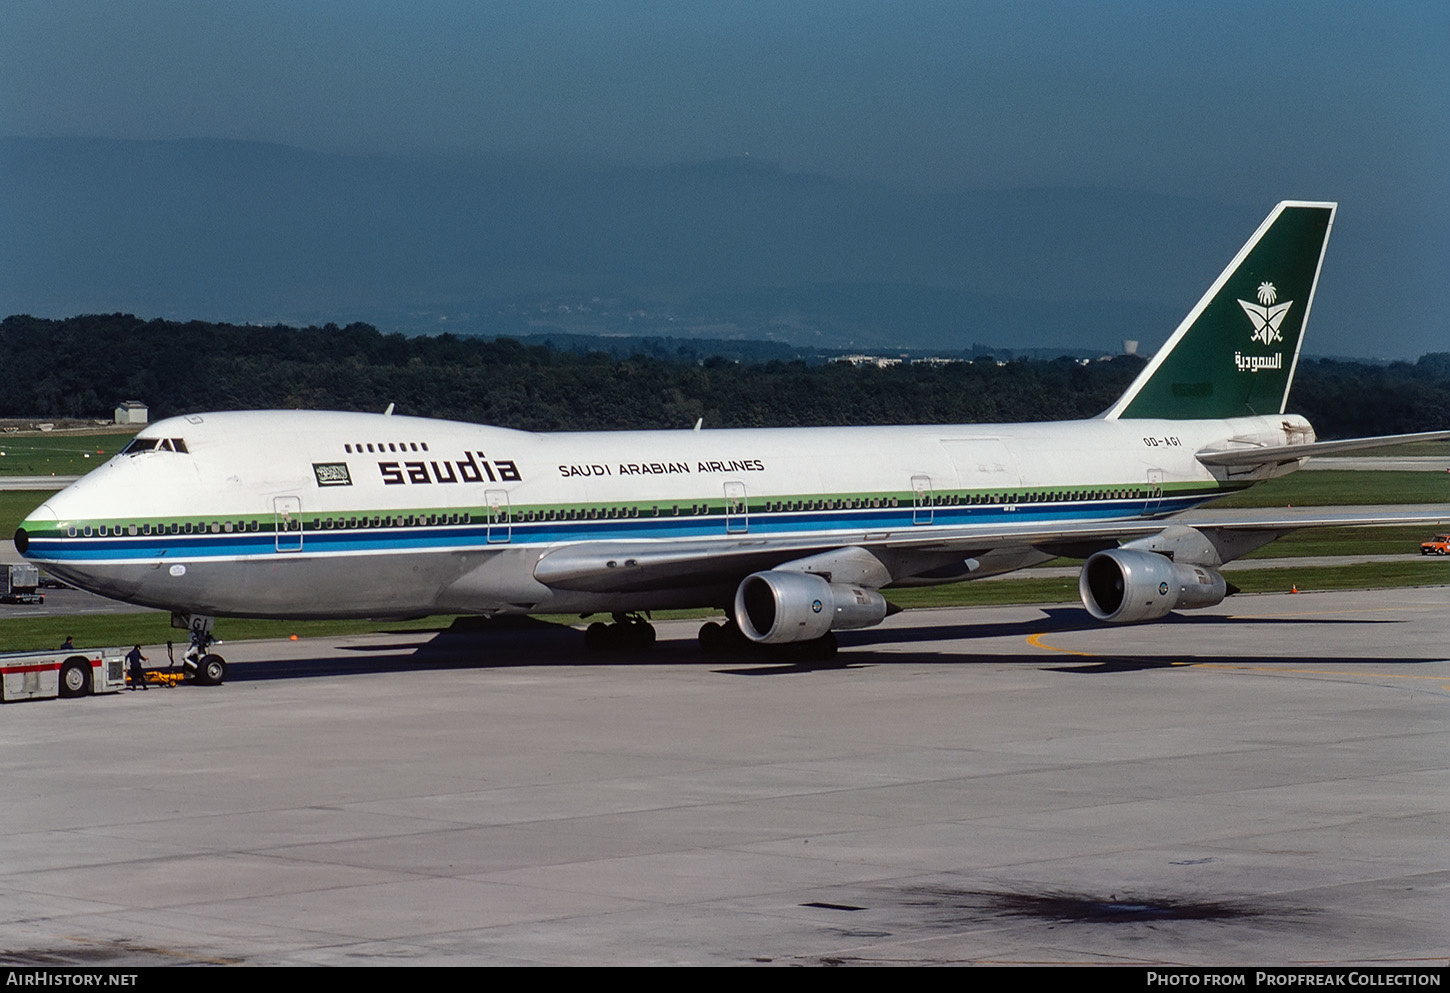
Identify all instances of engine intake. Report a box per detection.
[1079,549,1227,624]
[734,570,889,644]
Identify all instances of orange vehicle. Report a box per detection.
[1420,534,1450,555]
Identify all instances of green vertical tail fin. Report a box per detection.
[1103,201,1336,420]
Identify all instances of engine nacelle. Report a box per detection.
[1079,549,1227,624]
[734,571,889,644]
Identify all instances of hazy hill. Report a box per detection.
[2,137,1438,358]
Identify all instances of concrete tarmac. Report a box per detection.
[1,587,1447,967]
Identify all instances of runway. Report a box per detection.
[1,587,1446,967]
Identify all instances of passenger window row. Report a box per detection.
[63,488,1159,538]
[70,520,261,537]
[346,441,430,454]
[317,513,464,528]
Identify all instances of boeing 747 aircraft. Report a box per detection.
[14,202,1448,685]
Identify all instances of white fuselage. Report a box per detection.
[18,409,1308,618]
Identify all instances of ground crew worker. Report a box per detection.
[126,644,149,690]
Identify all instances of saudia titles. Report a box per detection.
[1235,280,1290,374]
[377,451,521,485]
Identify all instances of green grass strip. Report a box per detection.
[0,431,136,476]
[1205,470,1448,507]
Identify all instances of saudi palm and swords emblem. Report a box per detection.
[1238,282,1292,345]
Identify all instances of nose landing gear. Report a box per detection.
[171,613,228,685]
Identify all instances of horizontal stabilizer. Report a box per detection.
[1196,429,1450,468]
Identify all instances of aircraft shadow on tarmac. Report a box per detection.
[218,610,1441,683]
[844,605,1397,646]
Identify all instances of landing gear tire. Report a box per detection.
[584,616,656,654]
[585,622,611,652]
[193,654,227,686]
[698,621,724,655]
[766,632,839,663]
[629,621,656,651]
[59,657,90,698]
[698,620,752,656]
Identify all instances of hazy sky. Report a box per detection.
[6,1,1446,204]
[3,2,1447,358]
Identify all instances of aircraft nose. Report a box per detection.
[15,503,57,556]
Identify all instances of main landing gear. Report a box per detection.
[697,619,750,656]
[583,613,657,653]
[580,614,839,661]
[698,620,838,662]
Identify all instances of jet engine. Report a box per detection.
[1078,549,1227,624]
[733,570,890,644]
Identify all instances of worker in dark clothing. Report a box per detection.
[126,644,149,690]
[60,636,74,650]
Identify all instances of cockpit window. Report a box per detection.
[121,437,189,455]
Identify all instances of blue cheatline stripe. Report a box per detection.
[25,494,1215,563]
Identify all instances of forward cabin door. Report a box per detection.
[486,489,511,544]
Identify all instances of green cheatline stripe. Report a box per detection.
[25,480,1242,533]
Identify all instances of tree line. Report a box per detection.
[1,314,1445,438]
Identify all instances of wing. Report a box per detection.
[534,505,1450,593]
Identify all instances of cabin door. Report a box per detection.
[911,474,934,525]
[273,496,303,552]
[1143,469,1164,517]
[724,481,748,534]
[486,489,511,543]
